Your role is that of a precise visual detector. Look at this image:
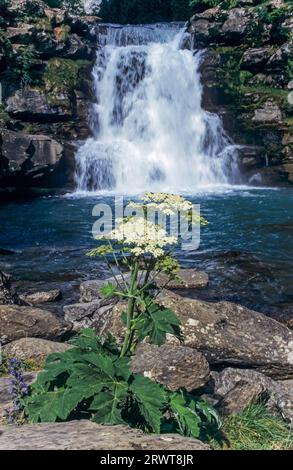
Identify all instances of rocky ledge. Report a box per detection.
[188,0,293,185]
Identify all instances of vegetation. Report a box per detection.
[22,193,218,440]
[44,58,92,92]
[212,405,293,451]
[0,354,44,378]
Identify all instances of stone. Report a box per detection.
[156,269,209,290]
[216,381,265,415]
[80,279,105,302]
[109,291,293,379]
[0,372,38,421]
[63,299,115,331]
[6,25,34,44]
[0,420,210,450]
[131,343,210,392]
[6,87,73,120]
[241,47,275,72]
[221,8,252,40]
[3,338,71,363]
[21,289,62,305]
[0,305,72,345]
[61,34,95,60]
[210,368,293,424]
[0,271,23,306]
[253,101,282,123]
[8,0,46,18]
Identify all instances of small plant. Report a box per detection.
[3,358,29,424]
[24,193,217,440]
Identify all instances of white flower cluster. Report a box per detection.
[99,217,177,258]
[142,192,193,216]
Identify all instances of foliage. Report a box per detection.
[24,193,216,441]
[24,329,219,438]
[212,404,293,450]
[43,0,86,14]
[0,353,45,377]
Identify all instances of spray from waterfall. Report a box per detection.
[75,24,240,194]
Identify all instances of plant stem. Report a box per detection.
[120,260,139,357]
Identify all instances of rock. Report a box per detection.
[0,372,38,421]
[0,271,23,306]
[221,8,252,41]
[6,87,73,120]
[6,25,34,44]
[241,47,275,73]
[0,130,67,188]
[0,305,72,345]
[0,421,210,450]
[216,381,265,416]
[210,368,293,424]
[252,101,282,123]
[8,0,46,18]
[156,269,209,290]
[3,338,71,363]
[61,34,95,60]
[109,291,293,379]
[21,289,62,305]
[131,344,210,392]
[64,299,115,331]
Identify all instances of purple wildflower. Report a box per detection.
[5,358,29,424]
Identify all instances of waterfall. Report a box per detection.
[75,23,240,194]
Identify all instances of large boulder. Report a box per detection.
[0,271,23,306]
[0,305,72,345]
[109,291,293,379]
[131,343,210,392]
[0,420,210,450]
[210,368,293,424]
[3,338,71,363]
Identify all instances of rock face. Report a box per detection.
[3,338,71,362]
[131,343,210,392]
[109,291,293,380]
[0,421,210,450]
[216,381,265,416]
[189,0,293,186]
[210,368,293,424]
[0,305,72,345]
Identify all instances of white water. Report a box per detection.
[75,24,241,195]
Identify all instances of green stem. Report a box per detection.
[120,260,139,357]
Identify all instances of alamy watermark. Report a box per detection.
[91,196,201,251]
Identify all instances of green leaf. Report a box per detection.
[130,375,167,433]
[169,392,201,438]
[70,328,102,352]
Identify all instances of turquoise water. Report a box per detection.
[0,188,292,318]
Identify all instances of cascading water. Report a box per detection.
[75,23,240,194]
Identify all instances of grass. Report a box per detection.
[211,404,293,451]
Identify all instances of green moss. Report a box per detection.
[211,404,293,451]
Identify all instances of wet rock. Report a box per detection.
[3,338,71,363]
[79,279,105,303]
[0,305,72,345]
[0,421,210,450]
[216,380,265,415]
[21,289,62,305]
[0,271,23,306]
[210,368,293,424]
[64,299,116,332]
[6,25,34,44]
[241,47,276,73]
[131,343,210,392]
